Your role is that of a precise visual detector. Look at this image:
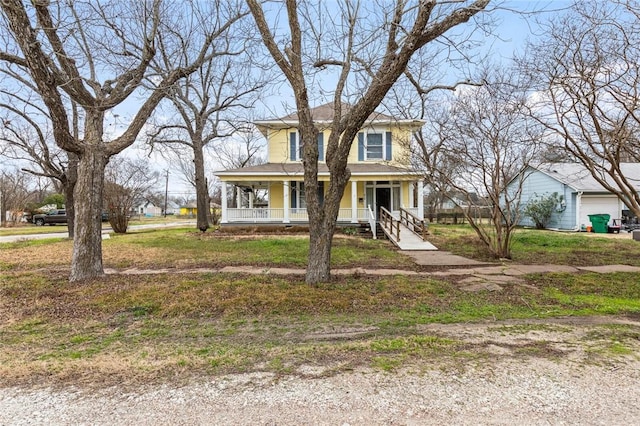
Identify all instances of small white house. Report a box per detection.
[512,163,640,230]
[136,201,164,217]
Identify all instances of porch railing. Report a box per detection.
[226,208,370,223]
[380,206,401,241]
[227,208,283,222]
[399,207,428,240]
[367,204,377,239]
[404,207,419,217]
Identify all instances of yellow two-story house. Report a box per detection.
[215,102,425,226]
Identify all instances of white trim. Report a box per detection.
[283,181,290,223]
[365,180,402,215]
[363,131,385,161]
[417,180,424,219]
[289,130,302,161]
[409,182,414,209]
[217,172,416,177]
[255,119,425,128]
[575,191,582,229]
[351,181,358,223]
[221,183,228,223]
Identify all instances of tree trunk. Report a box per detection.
[305,167,350,284]
[194,144,209,232]
[64,181,75,239]
[306,215,335,283]
[64,153,78,239]
[70,147,108,282]
[108,208,129,233]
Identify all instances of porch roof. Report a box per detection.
[215,162,422,181]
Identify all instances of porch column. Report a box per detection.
[249,188,254,209]
[236,187,242,208]
[283,180,290,223]
[417,179,424,219]
[351,180,358,223]
[409,182,415,209]
[221,182,228,224]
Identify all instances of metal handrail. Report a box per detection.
[379,206,400,241]
[399,207,428,240]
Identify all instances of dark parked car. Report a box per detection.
[32,209,67,226]
[32,209,110,226]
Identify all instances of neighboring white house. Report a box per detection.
[166,201,181,216]
[512,163,640,230]
[135,201,164,217]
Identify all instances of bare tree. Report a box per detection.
[384,36,488,219]
[104,156,159,233]
[147,8,261,232]
[0,168,43,225]
[215,126,266,208]
[0,91,79,236]
[0,0,244,281]
[216,126,266,171]
[525,0,640,217]
[247,0,492,284]
[414,67,543,259]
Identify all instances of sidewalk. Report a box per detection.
[104,250,640,293]
[0,221,196,243]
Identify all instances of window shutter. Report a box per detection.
[385,132,392,161]
[358,132,364,161]
[291,181,296,208]
[290,132,297,161]
[317,132,324,161]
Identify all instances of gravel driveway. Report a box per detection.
[3,317,639,425]
[2,357,639,425]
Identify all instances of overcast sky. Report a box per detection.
[2,1,576,200]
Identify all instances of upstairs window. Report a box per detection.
[358,131,392,161]
[366,133,383,160]
[289,132,301,161]
[289,131,325,162]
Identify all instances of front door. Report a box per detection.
[376,187,391,218]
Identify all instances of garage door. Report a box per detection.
[580,196,621,228]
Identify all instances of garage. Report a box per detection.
[579,195,621,228]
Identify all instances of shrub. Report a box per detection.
[523,192,564,229]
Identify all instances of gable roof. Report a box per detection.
[254,102,424,136]
[277,102,395,122]
[532,163,640,192]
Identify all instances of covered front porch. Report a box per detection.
[215,163,424,226]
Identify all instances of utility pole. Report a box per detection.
[164,169,169,218]
[0,173,6,227]
[0,186,4,228]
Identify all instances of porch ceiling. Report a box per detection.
[215,163,422,182]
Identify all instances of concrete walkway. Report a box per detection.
[104,260,640,293]
[0,221,196,243]
[403,250,487,266]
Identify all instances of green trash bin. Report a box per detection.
[588,214,610,233]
